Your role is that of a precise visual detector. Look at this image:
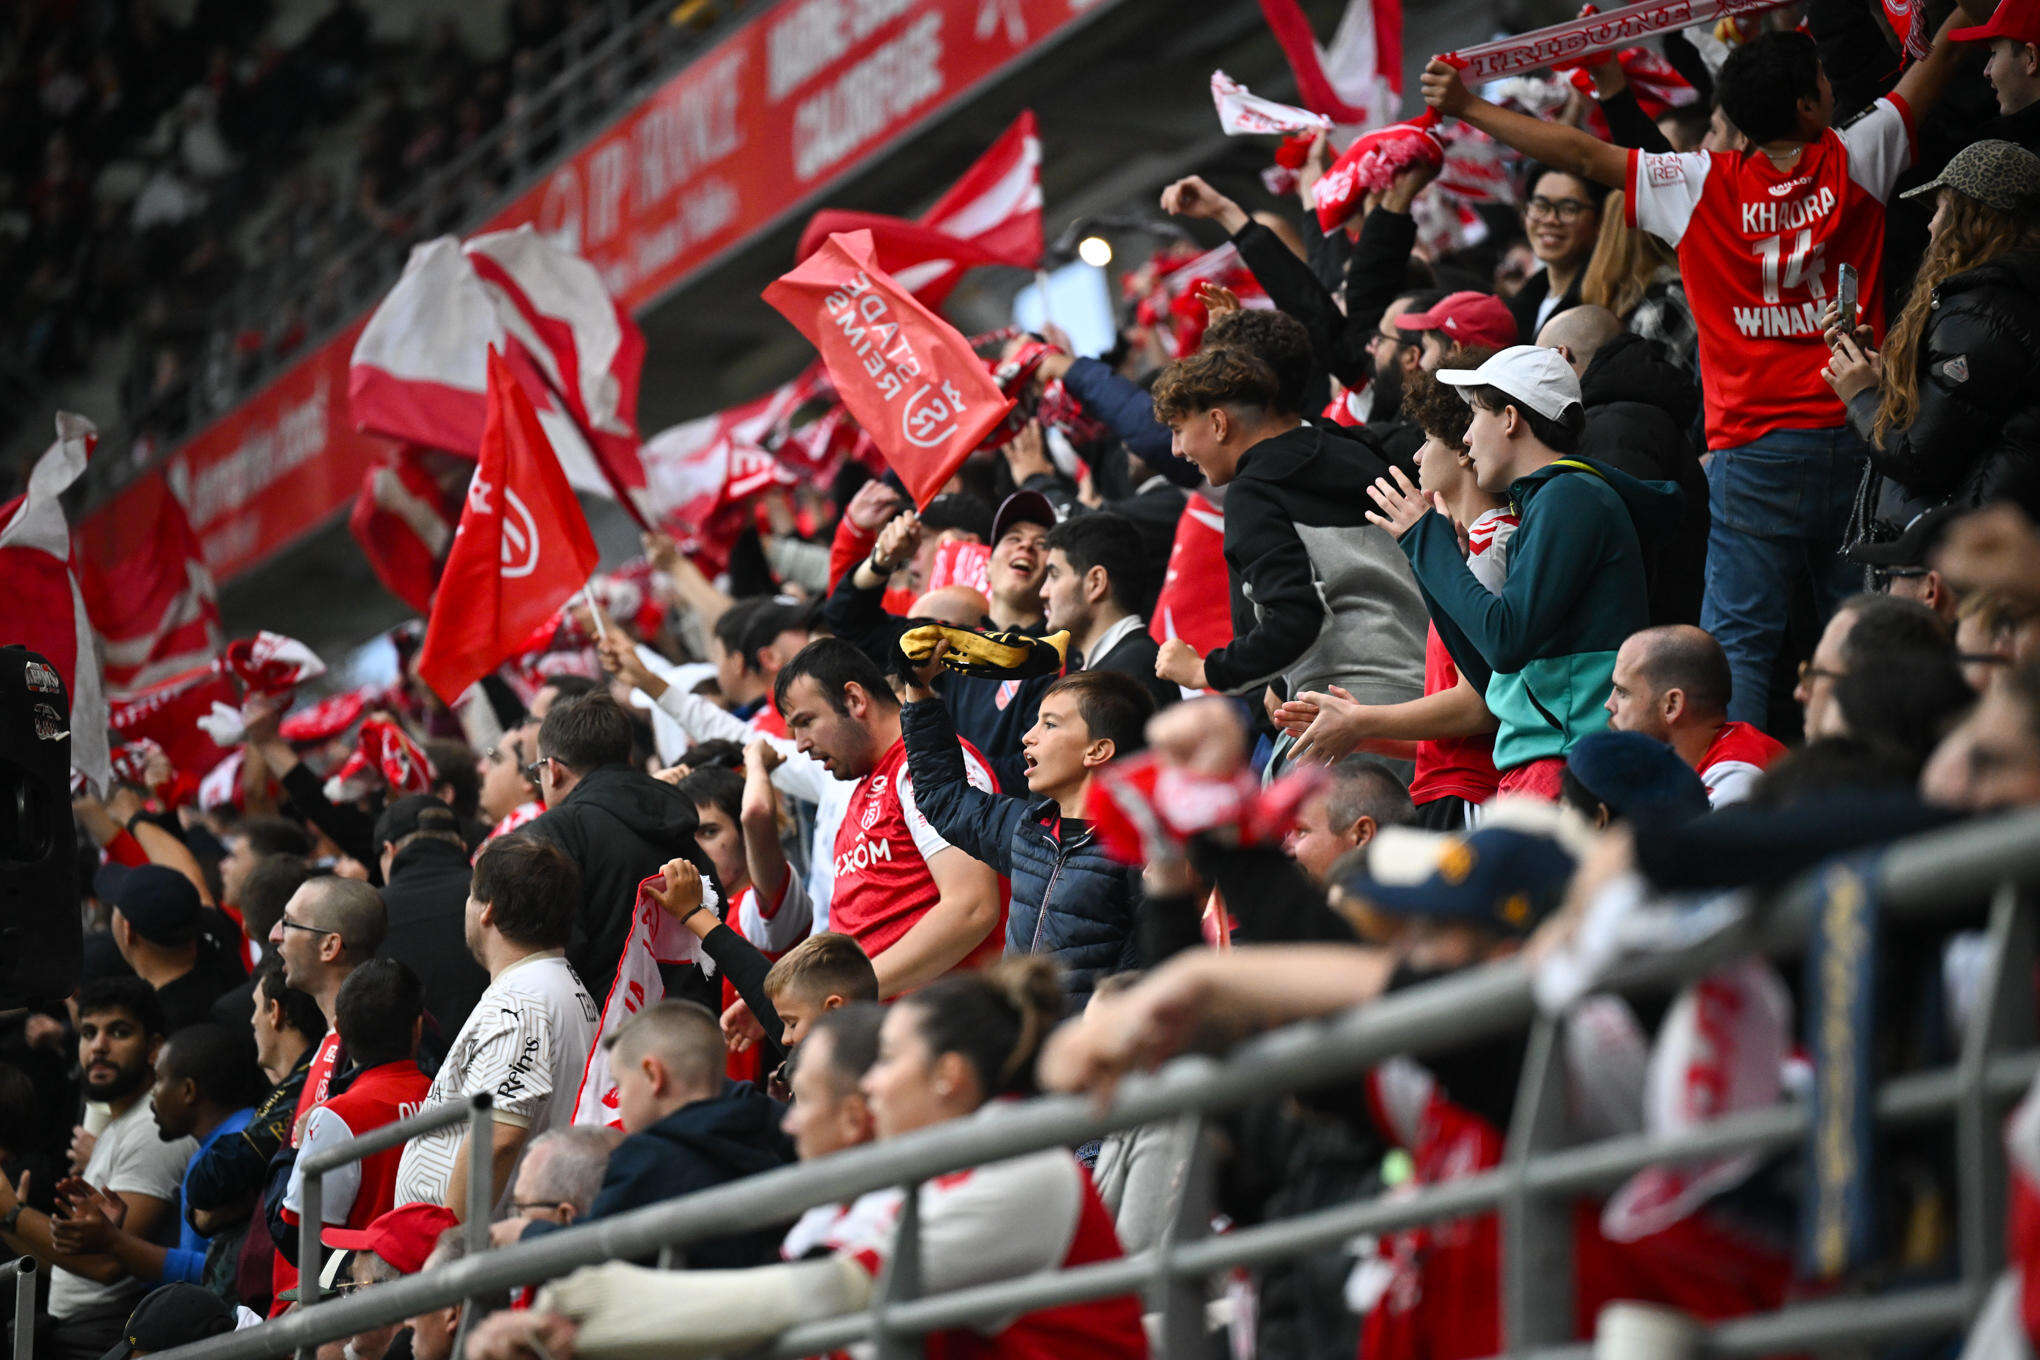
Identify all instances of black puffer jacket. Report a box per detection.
[1575,332,1711,625]
[525,764,718,1004]
[900,699,1139,1005]
[1847,250,2040,522]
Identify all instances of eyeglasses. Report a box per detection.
[1797,660,1847,687]
[278,915,336,937]
[523,756,552,784]
[1870,565,1931,591]
[1525,195,1595,223]
[509,1200,567,1219]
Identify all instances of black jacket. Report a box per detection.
[901,700,1139,1004]
[820,568,1055,794]
[186,1047,314,1217]
[1507,267,1583,342]
[522,1083,795,1267]
[1847,250,2040,524]
[1574,332,1711,625]
[378,837,490,1040]
[1078,623,1178,713]
[1201,424,1428,706]
[526,764,718,1004]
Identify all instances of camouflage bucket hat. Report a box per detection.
[1902,138,2040,216]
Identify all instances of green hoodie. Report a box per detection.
[1399,457,1682,771]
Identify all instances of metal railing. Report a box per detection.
[141,808,2040,1360]
[293,1094,498,1360]
[3,1257,32,1360]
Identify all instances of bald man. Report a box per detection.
[911,586,992,630]
[1604,625,1784,807]
[1539,303,1709,626]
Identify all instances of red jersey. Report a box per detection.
[1697,721,1786,807]
[1410,626,1501,807]
[283,1060,432,1230]
[1627,95,1915,449]
[831,736,1006,976]
[289,1031,342,1148]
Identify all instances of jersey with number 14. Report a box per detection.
[1627,95,1916,450]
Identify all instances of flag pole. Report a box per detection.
[580,582,609,646]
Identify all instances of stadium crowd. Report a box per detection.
[15,0,2040,1356]
[0,0,687,483]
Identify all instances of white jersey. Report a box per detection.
[395,952,598,1207]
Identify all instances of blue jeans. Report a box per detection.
[1700,425,1867,726]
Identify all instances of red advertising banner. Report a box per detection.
[79,0,1116,586]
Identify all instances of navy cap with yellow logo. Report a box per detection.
[97,1284,234,1359]
[1336,826,1577,937]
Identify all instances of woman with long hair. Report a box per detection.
[468,959,1149,1360]
[1825,139,2040,534]
[1579,190,1699,375]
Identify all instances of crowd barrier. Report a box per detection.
[114,808,2040,1359]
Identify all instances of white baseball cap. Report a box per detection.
[1435,344,1583,422]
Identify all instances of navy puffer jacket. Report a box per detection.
[900,699,1140,1005]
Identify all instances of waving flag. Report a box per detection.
[0,413,109,790]
[73,472,221,697]
[1258,0,1404,128]
[349,444,471,615]
[108,665,235,787]
[415,348,600,705]
[348,229,648,522]
[765,231,1014,508]
[573,871,719,1129]
[795,111,1044,306]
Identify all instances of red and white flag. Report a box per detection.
[0,413,109,790]
[219,631,328,695]
[1259,0,1404,128]
[765,231,1014,508]
[359,717,434,795]
[415,347,600,705]
[348,230,648,521]
[1212,70,1334,136]
[108,664,235,789]
[1150,493,1233,669]
[73,472,221,696]
[350,444,471,616]
[795,111,1044,307]
[573,870,718,1129]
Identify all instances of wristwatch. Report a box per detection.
[1,1200,24,1235]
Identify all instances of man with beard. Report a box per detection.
[49,1024,266,1289]
[0,980,195,1359]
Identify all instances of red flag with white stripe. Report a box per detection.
[349,444,470,615]
[574,870,718,1129]
[415,347,601,705]
[1149,494,1233,668]
[0,413,110,790]
[108,665,234,789]
[795,111,1044,306]
[347,230,648,522]
[73,472,221,697]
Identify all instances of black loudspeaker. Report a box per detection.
[0,645,82,1007]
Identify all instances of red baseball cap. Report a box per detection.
[1952,0,2040,45]
[1395,291,1520,350]
[324,1202,461,1275]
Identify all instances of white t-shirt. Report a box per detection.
[394,953,598,1208]
[46,1096,195,1319]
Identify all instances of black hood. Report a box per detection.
[1236,422,1390,502]
[644,1083,793,1179]
[1942,248,2040,304]
[557,763,700,846]
[1579,331,1700,432]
